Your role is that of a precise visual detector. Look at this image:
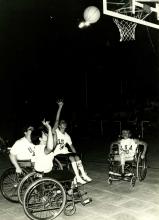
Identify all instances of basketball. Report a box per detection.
[83,6,100,24]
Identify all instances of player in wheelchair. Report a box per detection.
[0,123,62,203]
[0,124,36,203]
[108,129,147,187]
[20,119,92,220]
[52,100,92,184]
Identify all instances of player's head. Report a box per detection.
[23,125,34,140]
[31,125,48,145]
[121,129,131,139]
[59,120,67,134]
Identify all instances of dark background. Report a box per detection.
[0,0,159,143]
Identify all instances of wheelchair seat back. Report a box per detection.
[110,144,119,155]
[18,160,33,168]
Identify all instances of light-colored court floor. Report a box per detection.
[0,138,159,220]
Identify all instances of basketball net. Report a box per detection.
[113,6,150,41]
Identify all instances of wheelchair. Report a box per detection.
[0,157,63,203]
[107,143,147,188]
[17,155,74,205]
[17,169,92,219]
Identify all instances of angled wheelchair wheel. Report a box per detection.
[107,177,112,185]
[64,203,76,216]
[137,152,147,181]
[18,171,42,205]
[18,158,63,204]
[64,194,76,216]
[130,176,136,188]
[0,167,28,203]
[53,158,63,170]
[23,177,67,220]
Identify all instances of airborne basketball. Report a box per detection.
[83,6,101,24]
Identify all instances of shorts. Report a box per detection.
[114,155,134,164]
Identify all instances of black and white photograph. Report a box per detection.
[0,0,159,220]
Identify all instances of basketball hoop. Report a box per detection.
[113,6,149,41]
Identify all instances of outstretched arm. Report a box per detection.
[52,100,64,134]
[42,120,55,154]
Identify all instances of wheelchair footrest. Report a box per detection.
[125,173,133,176]
[109,171,121,176]
[109,177,121,181]
[109,176,133,182]
[109,171,133,177]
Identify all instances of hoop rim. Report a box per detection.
[116,6,143,14]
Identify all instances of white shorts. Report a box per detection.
[54,146,71,156]
[114,154,134,163]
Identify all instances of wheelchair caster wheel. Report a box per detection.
[107,178,112,185]
[130,176,136,188]
[64,203,76,216]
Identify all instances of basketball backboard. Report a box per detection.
[103,0,159,29]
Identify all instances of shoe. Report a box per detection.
[76,176,86,185]
[83,175,92,182]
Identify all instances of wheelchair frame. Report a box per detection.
[17,170,92,219]
[0,157,63,203]
[107,144,147,187]
[18,171,41,204]
[23,177,67,220]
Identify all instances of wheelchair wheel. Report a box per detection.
[0,167,28,203]
[137,152,147,181]
[64,201,76,216]
[18,158,63,204]
[107,177,112,185]
[18,171,41,204]
[53,158,63,170]
[23,177,66,220]
[130,176,136,188]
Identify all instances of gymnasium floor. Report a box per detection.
[0,135,159,220]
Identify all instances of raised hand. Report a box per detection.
[42,119,51,130]
[57,99,64,107]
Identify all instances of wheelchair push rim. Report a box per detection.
[137,152,147,181]
[23,177,67,220]
[18,158,63,204]
[18,171,41,205]
[0,167,27,203]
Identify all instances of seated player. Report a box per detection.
[9,125,35,173]
[110,129,147,175]
[31,120,74,182]
[52,100,92,185]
